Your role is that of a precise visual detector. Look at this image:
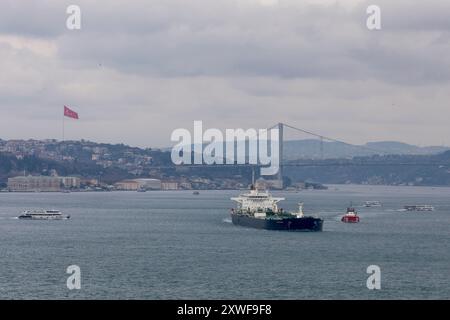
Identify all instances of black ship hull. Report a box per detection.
[231,213,323,232]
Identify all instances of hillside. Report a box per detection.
[1,139,450,187]
[284,151,450,186]
[283,140,450,160]
[167,140,450,161]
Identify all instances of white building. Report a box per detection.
[8,176,61,192]
[134,178,162,190]
[161,181,179,190]
[7,175,81,191]
[60,176,81,189]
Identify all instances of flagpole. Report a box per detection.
[62,107,65,142]
[62,106,78,142]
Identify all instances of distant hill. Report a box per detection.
[164,140,449,160]
[283,140,450,160]
[2,138,450,187]
[365,141,449,155]
[284,151,450,186]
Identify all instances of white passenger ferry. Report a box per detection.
[364,201,382,207]
[403,205,435,212]
[18,210,70,220]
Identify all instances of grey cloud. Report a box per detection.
[0,0,67,37]
[48,0,450,85]
[0,1,450,147]
[2,0,450,84]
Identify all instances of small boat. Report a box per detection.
[193,191,200,195]
[404,205,434,212]
[364,201,381,207]
[18,209,70,220]
[341,207,360,223]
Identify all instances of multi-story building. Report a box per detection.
[161,181,179,190]
[81,178,99,186]
[179,182,192,190]
[60,176,81,189]
[134,179,162,190]
[8,176,62,192]
[7,176,82,192]
[114,180,140,191]
[115,178,162,191]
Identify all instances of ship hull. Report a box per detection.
[231,213,323,231]
[18,216,64,220]
[341,216,359,223]
[18,215,69,220]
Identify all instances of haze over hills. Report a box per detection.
[284,151,450,186]
[283,140,450,160]
[1,138,450,187]
[166,140,450,160]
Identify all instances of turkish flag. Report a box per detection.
[64,106,79,119]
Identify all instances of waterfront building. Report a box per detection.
[114,180,140,191]
[115,178,162,191]
[8,176,61,192]
[134,178,162,190]
[161,181,179,190]
[60,176,81,189]
[7,175,82,192]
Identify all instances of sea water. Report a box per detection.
[0,185,449,299]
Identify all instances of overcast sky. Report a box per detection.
[0,0,449,147]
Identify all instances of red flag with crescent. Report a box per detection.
[64,106,79,119]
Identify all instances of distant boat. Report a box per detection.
[137,188,147,192]
[193,191,200,195]
[341,207,360,223]
[404,205,434,212]
[18,210,70,220]
[364,201,382,207]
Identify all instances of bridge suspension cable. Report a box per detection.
[280,122,388,155]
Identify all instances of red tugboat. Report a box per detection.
[341,207,360,223]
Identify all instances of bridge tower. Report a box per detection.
[277,122,284,189]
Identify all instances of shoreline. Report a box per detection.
[1,183,450,194]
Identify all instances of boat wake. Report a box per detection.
[222,218,232,224]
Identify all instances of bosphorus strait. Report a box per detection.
[1,185,449,299]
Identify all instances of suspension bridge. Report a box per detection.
[150,122,448,189]
[159,122,412,187]
[262,122,389,188]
